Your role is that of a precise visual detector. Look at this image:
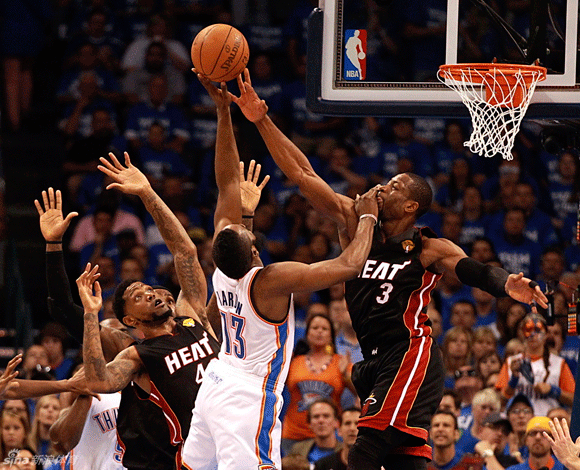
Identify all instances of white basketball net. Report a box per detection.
[438,66,545,160]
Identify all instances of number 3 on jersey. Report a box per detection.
[376,282,393,304]
[221,312,247,359]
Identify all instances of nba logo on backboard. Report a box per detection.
[344,29,366,80]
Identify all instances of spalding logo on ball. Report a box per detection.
[191,24,250,82]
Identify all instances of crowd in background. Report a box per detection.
[0,0,580,468]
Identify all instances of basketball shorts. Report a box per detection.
[352,335,444,447]
[181,360,283,470]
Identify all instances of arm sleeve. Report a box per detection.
[455,257,509,298]
[46,251,84,343]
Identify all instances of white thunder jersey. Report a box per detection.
[67,393,125,470]
[213,267,295,394]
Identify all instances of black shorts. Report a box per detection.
[352,336,444,446]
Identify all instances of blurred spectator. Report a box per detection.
[321,146,367,197]
[548,150,580,224]
[474,413,519,470]
[456,388,501,455]
[549,291,580,376]
[137,121,191,189]
[459,187,492,248]
[434,159,473,214]
[0,401,31,424]
[63,107,126,204]
[439,212,463,246]
[29,395,61,458]
[439,389,461,417]
[58,70,118,142]
[21,345,50,380]
[284,398,341,465]
[282,314,353,456]
[69,199,145,253]
[374,118,433,182]
[472,327,497,363]
[78,205,121,270]
[283,0,317,77]
[428,301,443,343]
[38,323,74,380]
[427,410,465,470]
[496,313,575,416]
[476,351,502,386]
[437,269,475,332]
[57,43,121,106]
[546,407,570,423]
[121,14,189,73]
[489,209,542,279]
[512,183,559,247]
[505,394,534,461]
[536,247,567,292]
[124,73,190,153]
[472,287,497,330]
[455,365,484,432]
[470,238,498,264]
[1,0,51,132]
[496,302,527,357]
[314,407,360,470]
[450,300,478,331]
[504,339,525,362]
[508,417,565,470]
[123,40,186,106]
[0,411,32,462]
[442,326,473,388]
[120,256,145,282]
[64,8,124,74]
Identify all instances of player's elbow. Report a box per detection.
[49,425,71,454]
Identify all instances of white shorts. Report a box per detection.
[182,360,283,470]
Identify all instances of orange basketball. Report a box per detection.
[191,24,249,82]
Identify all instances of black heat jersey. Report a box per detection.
[345,226,444,450]
[117,382,177,470]
[345,226,441,359]
[134,317,219,450]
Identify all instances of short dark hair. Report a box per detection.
[432,409,458,429]
[212,228,253,279]
[442,388,461,410]
[340,407,361,425]
[306,397,339,423]
[113,279,139,324]
[405,173,433,218]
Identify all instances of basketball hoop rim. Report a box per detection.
[438,63,548,84]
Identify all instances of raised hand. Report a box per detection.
[505,273,548,308]
[76,263,102,314]
[229,69,268,123]
[34,188,78,242]
[192,68,232,109]
[240,160,270,215]
[65,366,100,399]
[98,152,151,197]
[544,418,580,469]
[0,354,22,399]
[354,186,380,219]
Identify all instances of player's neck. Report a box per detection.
[141,317,176,339]
[380,219,414,241]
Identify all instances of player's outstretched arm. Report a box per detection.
[98,152,214,336]
[36,188,134,358]
[193,70,242,236]
[50,394,93,454]
[258,187,378,298]
[78,264,142,393]
[231,69,354,232]
[424,238,548,307]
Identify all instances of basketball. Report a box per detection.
[191,24,250,83]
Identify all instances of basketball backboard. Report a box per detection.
[307,0,580,117]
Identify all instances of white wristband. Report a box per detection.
[359,213,378,225]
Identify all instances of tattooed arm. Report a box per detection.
[78,265,143,392]
[98,152,215,339]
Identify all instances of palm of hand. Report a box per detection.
[117,167,149,192]
[40,209,66,240]
[237,91,267,122]
[240,181,261,213]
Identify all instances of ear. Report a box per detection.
[404,200,419,214]
[123,315,137,328]
[454,429,460,442]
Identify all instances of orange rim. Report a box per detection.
[438,63,547,85]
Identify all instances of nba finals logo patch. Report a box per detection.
[182,318,196,327]
[344,29,367,80]
[258,465,277,470]
[401,240,415,253]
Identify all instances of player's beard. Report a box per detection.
[140,308,172,326]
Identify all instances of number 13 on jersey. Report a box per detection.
[221,312,247,359]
